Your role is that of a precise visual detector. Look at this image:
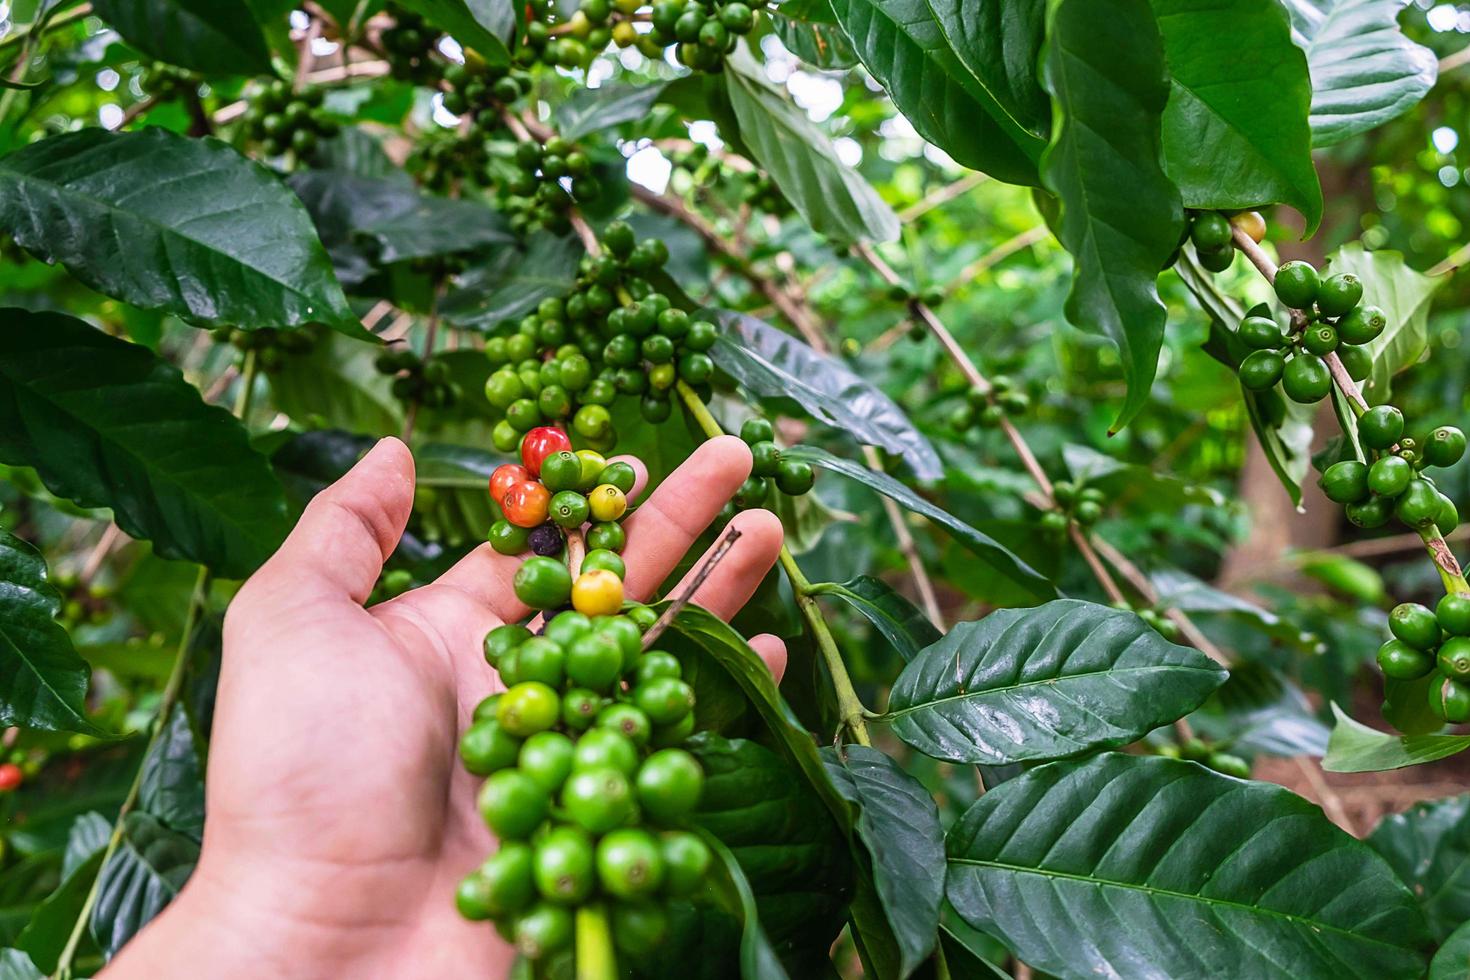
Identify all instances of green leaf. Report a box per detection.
[556,82,669,141]
[809,577,940,664]
[268,330,404,437]
[770,8,857,70]
[0,949,41,980]
[1281,0,1438,146]
[442,233,583,330]
[0,129,359,334]
[886,599,1226,765]
[89,812,199,959]
[781,446,1057,603]
[723,52,899,244]
[1190,662,1330,758]
[0,530,101,735]
[708,309,941,480]
[1323,703,1470,772]
[1368,795,1470,942]
[1152,0,1321,232]
[823,745,943,978]
[1038,0,1186,432]
[1327,243,1440,405]
[414,443,503,546]
[698,829,791,980]
[393,0,513,62]
[0,310,292,578]
[947,753,1430,979]
[15,849,104,972]
[1061,443,1223,511]
[828,0,1041,184]
[91,0,273,75]
[1432,919,1470,980]
[138,705,206,839]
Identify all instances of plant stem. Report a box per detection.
[574,905,617,980]
[234,349,259,422]
[675,380,872,744]
[52,566,210,980]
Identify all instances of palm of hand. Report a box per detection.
[112,436,784,978]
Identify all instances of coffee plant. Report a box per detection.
[0,0,1468,977]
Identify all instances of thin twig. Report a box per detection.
[945,225,1050,296]
[117,96,158,128]
[864,446,945,628]
[1428,240,1470,278]
[78,524,123,587]
[294,15,325,91]
[641,527,743,649]
[897,172,989,223]
[1294,756,1356,835]
[1441,45,1470,75]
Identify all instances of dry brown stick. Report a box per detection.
[117,96,158,128]
[1294,756,1356,835]
[641,527,743,649]
[78,524,124,587]
[294,15,325,91]
[864,446,945,628]
[1089,535,1231,666]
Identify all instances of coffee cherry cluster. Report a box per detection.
[948,375,1031,432]
[1318,404,1464,532]
[521,0,646,69]
[483,220,717,452]
[501,135,601,236]
[724,417,816,513]
[375,346,463,408]
[239,82,337,162]
[1039,481,1106,535]
[1187,209,1263,271]
[211,325,318,373]
[382,3,444,84]
[737,170,790,217]
[648,0,761,71]
[1160,735,1250,778]
[1236,262,1382,403]
[488,427,635,582]
[1379,596,1470,722]
[141,63,199,104]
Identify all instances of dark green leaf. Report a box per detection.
[0,130,360,335]
[708,309,941,480]
[926,0,1051,148]
[556,82,669,140]
[698,829,791,980]
[1281,0,1438,146]
[394,0,514,62]
[1190,662,1330,758]
[63,813,112,877]
[887,599,1226,765]
[809,577,940,664]
[1062,443,1223,510]
[723,52,898,244]
[1368,795,1470,942]
[770,9,857,70]
[828,0,1040,185]
[1153,0,1321,231]
[781,446,1057,603]
[414,443,503,545]
[314,127,404,181]
[0,529,100,735]
[268,329,403,436]
[139,705,206,839]
[823,745,943,978]
[1432,919,1470,980]
[15,851,102,973]
[1323,703,1470,772]
[442,233,583,330]
[89,812,199,959]
[1039,0,1185,432]
[947,753,1429,979]
[91,0,273,74]
[1327,243,1439,405]
[0,310,292,577]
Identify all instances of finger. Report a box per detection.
[620,436,752,600]
[666,509,783,619]
[749,633,787,684]
[239,438,414,610]
[414,541,532,625]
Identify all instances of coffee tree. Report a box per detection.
[0,0,1467,977]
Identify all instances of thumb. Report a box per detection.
[240,438,414,611]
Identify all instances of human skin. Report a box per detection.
[100,435,786,979]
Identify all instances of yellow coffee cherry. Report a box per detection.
[589,484,627,522]
[572,569,624,617]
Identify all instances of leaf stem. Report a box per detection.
[574,904,617,980]
[51,566,209,980]
[233,349,258,422]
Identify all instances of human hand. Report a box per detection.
[102,435,785,979]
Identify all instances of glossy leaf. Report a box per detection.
[723,53,898,244]
[926,0,1049,145]
[1039,0,1185,432]
[1153,0,1321,231]
[809,577,940,664]
[556,82,669,140]
[0,129,359,334]
[1368,795,1470,941]
[1432,919,1470,980]
[781,445,1057,603]
[1328,243,1439,405]
[139,706,207,839]
[0,310,292,577]
[442,233,583,330]
[886,599,1226,765]
[770,8,857,70]
[947,753,1430,979]
[0,530,100,735]
[0,950,40,980]
[394,0,513,62]
[828,0,1041,184]
[91,0,273,75]
[15,849,102,972]
[1281,0,1438,146]
[708,309,941,480]
[1323,703,1470,772]
[268,330,403,437]
[699,830,791,980]
[1190,663,1330,758]
[823,745,943,978]
[89,813,200,959]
